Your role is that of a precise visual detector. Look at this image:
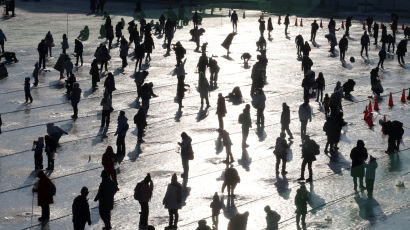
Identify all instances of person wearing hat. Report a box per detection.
[32,171,56,223]
[350,140,368,191]
[364,156,378,199]
[72,187,91,230]
[94,170,118,230]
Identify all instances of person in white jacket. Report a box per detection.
[298,99,312,141]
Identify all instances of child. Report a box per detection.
[24,77,33,103]
[210,192,223,228]
[32,137,44,170]
[323,93,330,116]
[364,156,378,199]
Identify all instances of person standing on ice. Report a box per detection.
[95,44,109,73]
[46,123,68,146]
[258,17,266,37]
[198,72,210,108]
[252,88,266,128]
[364,156,378,199]
[144,33,155,63]
[45,31,54,57]
[33,137,44,170]
[230,10,238,32]
[221,165,240,200]
[294,184,309,229]
[134,108,147,143]
[178,132,193,183]
[24,77,33,104]
[274,132,289,175]
[216,93,226,130]
[210,192,223,228]
[377,48,386,69]
[102,146,118,184]
[32,62,40,86]
[119,37,129,69]
[280,102,293,139]
[61,34,69,55]
[106,24,114,50]
[219,129,234,164]
[104,72,116,98]
[173,42,186,66]
[299,136,319,182]
[0,114,2,134]
[90,59,100,89]
[265,205,281,230]
[0,29,7,53]
[338,35,348,62]
[315,72,325,102]
[97,0,106,14]
[32,171,56,223]
[115,111,129,156]
[396,39,407,66]
[298,99,312,141]
[310,20,319,42]
[100,91,112,128]
[72,187,92,230]
[221,32,236,58]
[37,39,48,69]
[350,140,368,191]
[90,0,96,14]
[360,31,370,57]
[71,83,81,120]
[134,174,154,229]
[74,39,83,67]
[135,43,145,72]
[284,14,290,36]
[295,35,304,58]
[140,82,157,114]
[44,135,56,170]
[115,21,123,44]
[373,22,379,45]
[238,104,252,148]
[163,173,183,230]
[370,68,383,98]
[267,17,273,39]
[94,170,118,230]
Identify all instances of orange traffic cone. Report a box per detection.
[388,92,394,107]
[320,19,323,28]
[401,89,406,103]
[295,18,298,26]
[341,21,345,29]
[368,101,372,113]
[364,106,369,120]
[374,97,379,111]
[300,18,303,27]
[367,113,374,127]
[243,11,245,19]
[402,23,405,30]
[363,22,366,30]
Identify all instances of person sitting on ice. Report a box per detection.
[0,51,18,63]
[342,79,356,99]
[77,26,90,41]
[226,86,244,105]
[241,52,251,66]
[256,35,267,52]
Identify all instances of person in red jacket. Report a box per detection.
[101,146,118,184]
[33,171,56,223]
[216,93,227,130]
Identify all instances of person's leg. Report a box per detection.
[282,156,287,173]
[0,41,4,53]
[275,155,280,173]
[296,213,301,226]
[307,161,313,180]
[242,127,249,147]
[301,214,306,226]
[353,177,358,191]
[139,201,149,227]
[182,159,189,178]
[44,204,50,220]
[359,176,365,189]
[218,115,223,130]
[360,46,364,56]
[76,55,79,66]
[365,45,368,56]
[366,179,374,198]
[300,160,306,179]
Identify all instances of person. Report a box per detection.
[210,192,223,228]
[325,33,337,55]
[231,10,238,32]
[370,68,383,98]
[72,187,92,230]
[104,72,116,98]
[64,55,74,78]
[350,140,368,191]
[5,0,15,17]
[196,220,212,230]
[32,171,56,223]
[241,52,251,66]
[323,115,342,154]
[396,39,407,66]
[238,104,252,148]
[310,20,319,42]
[198,72,210,108]
[258,17,266,37]
[101,146,118,184]
[173,42,186,66]
[364,156,378,199]
[360,31,370,57]
[280,103,293,139]
[120,37,129,69]
[115,111,129,156]
[134,174,154,228]
[298,99,312,141]
[135,43,145,72]
[366,16,373,34]
[179,132,193,181]
[191,27,206,52]
[165,23,175,56]
[71,83,81,119]
[339,35,348,61]
[140,82,157,114]
[163,173,182,230]
[315,72,325,102]
[295,184,309,229]
[74,39,83,67]
[24,77,33,104]
[61,34,69,54]
[46,123,68,146]
[284,14,290,35]
[265,205,281,230]
[298,136,319,182]
[90,0,96,13]
[144,33,155,63]
[405,26,410,39]
[33,137,44,170]
[94,44,110,73]
[0,114,2,134]
[0,62,7,79]
[94,170,118,230]
[380,24,388,51]
[342,79,356,99]
[216,93,226,130]
[134,108,147,143]
[345,16,352,36]
[106,24,114,50]
[37,39,48,69]
[175,60,188,110]
[54,54,67,79]
[381,120,404,154]
[208,57,220,87]
[227,212,249,230]
[44,135,56,170]
[227,86,244,105]
[377,48,386,69]
[115,21,123,44]
[301,55,313,75]
[222,165,240,197]
[89,59,100,89]
[219,129,234,164]
[295,35,304,57]
[274,132,289,175]
[0,29,6,53]
[323,93,330,116]
[45,31,54,57]
[100,92,112,128]
[97,0,106,13]
[373,22,379,45]
[302,41,311,57]
[252,88,266,128]
[32,62,40,86]
[267,17,273,39]
[256,35,267,52]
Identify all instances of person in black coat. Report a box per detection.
[140,82,157,114]
[45,135,57,170]
[366,16,373,34]
[5,0,15,17]
[173,41,186,66]
[90,59,100,88]
[135,43,145,72]
[280,102,293,139]
[104,72,116,98]
[134,109,147,143]
[284,14,290,35]
[360,31,370,57]
[0,114,2,134]
[396,39,407,66]
[90,0,96,14]
[72,187,91,230]
[24,77,33,103]
[377,49,386,69]
[381,120,404,154]
[274,132,289,175]
[373,22,379,45]
[342,79,355,99]
[380,24,387,51]
[115,21,123,44]
[295,35,304,58]
[94,170,118,230]
[315,72,325,102]
[74,39,83,66]
[310,20,319,42]
[106,25,114,50]
[323,115,342,154]
[339,35,348,61]
[298,136,319,182]
[38,39,48,69]
[350,140,368,191]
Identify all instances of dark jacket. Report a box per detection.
[94,177,117,210]
[33,172,55,206]
[274,136,288,158]
[302,139,319,162]
[350,146,368,168]
[74,40,83,54]
[280,104,290,126]
[382,120,404,140]
[104,74,116,93]
[72,195,91,225]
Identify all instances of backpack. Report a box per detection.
[238,113,244,124]
[48,180,56,196]
[134,182,143,201]
[188,143,194,160]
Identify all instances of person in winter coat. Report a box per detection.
[90,0,96,13]
[135,43,145,72]
[45,31,54,57]
[274,132,289,175]
[370,67,383,98]
[64,56,74,78]
[396,39,407,66]
[360,31,370,57]
[267,17,273,39]
[33,171,56,222]
[106,25,114,49]
[302,41,311,57]
[298,136,319,182]
[53,54,67,79]
[258,18,266,37]
[44,135,56,170]
[135,70,148,103]
[102,73,114,98]
[222,165,240,197]
[265,205,281,230]
[373,22,379,45]
[364,156,377,199]
[216,93,226,130]
[322,93,330,116]
[61,34,69,54]
[175,61,188,110]
[377,48,386,69]
[381,120,404,154]
[134,109,147,143]
[173,42,186,66]
[71,83,81,119]
[94,170,118,230]
[342,79,356,98]
[298,99,312,141]
[97,0,106,14]
[0,114,2,134]
[310,20,319,42]
[24,77,33,103]
[120,38,129,69]
[345,16,352,36]
[252,88,266,127]
[329,91,342,117]
[115,111,129,156]
[32,62,40,86]
[219,129,234,164]
[95,44,110,73]
[165,25,175,56]
[0,29,7,53]
[230,10,238,32]
[210,192,223,228]
[140,82,157,114]
[46,123,68,146]
[295,184,309,228]
[325,33,337,55]
[90,59,100,89]
[366,16,373,34]
[33,137,44,170]
[227,212,249,230]
[0,63,6,79]
[37,39,48,69]
[295,35,304,57]
[115,21,123,44]
[315,72,325,102]
[239,104,252,148]
[323,115,342,154]
[196,220,211,230]
[198,72,210,108]
[179,132,193,181]
[208,57,220,88]
[350,140,368,191]
[72,187,91,230]
[280,103,293,139]
[74,39,83,66]
[339,35,348,61]
[284,14,290,35]
[163,174,182,230]
[144,34,155,63]
[102,146,118,184]
[134,174,154,228]
[100,92,112,127]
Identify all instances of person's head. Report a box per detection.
[106,146,114,154]
[144,173,151,183]
[73,82,79,88]
[34,62,39,67]
[364,31,367,35]
[314,20,317,23]
[63,34,67,39]
[218,93,223,98]
[171,173,178,183]
[318,72,323,79]
[264,205,271,213]
[233,10,236,13]
[245,104,250,111]
[37,136,44,145]
[181,132,188,140]
[336,81,341,87]
[304,98,309,104]
[81,186,89,197]
[198,220,207,227]
[280,132,286,138]
[119,111,125,117]
[213,192,219,201]
[324,93,329,98]
[282,102,287,109]
[107,72,113,78]
[369,155,377,162]
[357,140,365,148]
[25,77,30,82]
